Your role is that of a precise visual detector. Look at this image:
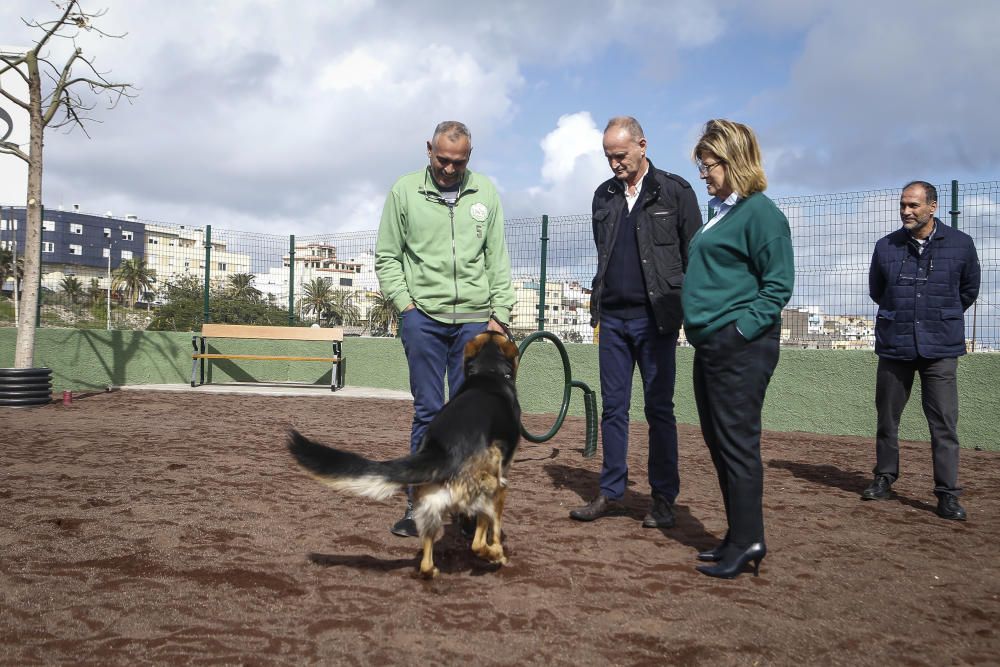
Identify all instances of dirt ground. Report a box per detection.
[1,389,998,666]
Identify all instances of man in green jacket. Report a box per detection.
[375,120,515,537]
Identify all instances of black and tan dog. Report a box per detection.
[288,331,521,578]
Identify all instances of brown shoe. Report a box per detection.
[642,493,676,528]
[569,494,623,521]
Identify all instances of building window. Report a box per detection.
[43,220,55,232]
[339,278,353,287]
[104,228,112,238]
[121,249,133,260]
[148,237,158,244]
[121,230,134,241]
[102,248,110,259]
[70,223,83,235]
[42,241,55,253]
[68,244,83,255]
[217,262,227,271]
[0,219,17,230]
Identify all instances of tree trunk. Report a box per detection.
[13,52,44,368]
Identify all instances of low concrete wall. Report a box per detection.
[2,327,998,450]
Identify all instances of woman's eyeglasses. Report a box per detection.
[696,160,723,175]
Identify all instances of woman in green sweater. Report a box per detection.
[683,119,794,579]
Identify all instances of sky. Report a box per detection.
[2,0,1000,235]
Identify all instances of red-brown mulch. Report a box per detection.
[2,390,998,665]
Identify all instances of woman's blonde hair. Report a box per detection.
[692,119,767,196]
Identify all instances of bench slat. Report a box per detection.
[193,354,338,362]
[200,324,343,341]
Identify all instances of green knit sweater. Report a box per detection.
[682,192,794,346]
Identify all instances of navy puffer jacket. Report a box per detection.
[869,220,980,360]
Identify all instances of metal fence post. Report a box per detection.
[537,214,549,331]
[36,204,42,327]
[202,225,212,324]
[288,234,296,326]
[950,180,960,228]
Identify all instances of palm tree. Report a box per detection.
[0,248,24,297]
[367,290,398,336]
[324,289,361,327]
[112,258,155,309]
[86,277,104,305]
[226,273,263,302]
[59,276,84,305]
[299,277,334,324]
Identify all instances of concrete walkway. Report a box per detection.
[118,383,413,400]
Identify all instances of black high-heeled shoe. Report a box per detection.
[695,542,766,579]
[697,545,724,562]
[697,534,729,562]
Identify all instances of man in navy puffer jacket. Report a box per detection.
[862,181,980,520]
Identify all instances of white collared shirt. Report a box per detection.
[703,192,741,231]
[621,161,649,212]
[909,220,937,254]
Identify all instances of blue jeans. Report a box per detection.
[399,308,489,453]
[598,314,680,501]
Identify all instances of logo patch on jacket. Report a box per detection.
[470,202,488,222]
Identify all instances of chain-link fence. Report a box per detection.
[1,180,997,350]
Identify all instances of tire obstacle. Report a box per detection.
[0,367,53,407]
[517,331,598,457]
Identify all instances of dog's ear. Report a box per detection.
[463,332,491,365]
[498,337,519,379]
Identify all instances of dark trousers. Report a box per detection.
[399,308,489,453]
[875,356,961,496]
[692,322,780,549]
[598,314,680,502]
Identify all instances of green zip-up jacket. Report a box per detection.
[682,192,794,346]
[375,167,515,324]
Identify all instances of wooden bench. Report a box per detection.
[191,324,345,391]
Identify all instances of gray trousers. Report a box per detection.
[875,356,961,496]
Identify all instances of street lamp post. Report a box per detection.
[106,225,120,331]
[106,236,111,331]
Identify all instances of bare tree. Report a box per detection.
[0,1,135,368]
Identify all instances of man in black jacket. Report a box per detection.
[570,117,702,526]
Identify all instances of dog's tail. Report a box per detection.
[287,429,450,500]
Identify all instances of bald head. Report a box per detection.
[603,117,648,187]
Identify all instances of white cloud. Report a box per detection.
[757,1,1000,191]
[2,0,997,236]
[520,112,609,217]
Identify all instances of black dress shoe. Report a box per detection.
[861,474,894,500]
[936,494,967,521]
[642,493,676,528]
[569,494,622,521]
[696,542,766,579]
[390,501,418,537]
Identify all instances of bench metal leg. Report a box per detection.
[191,336,199,387]
[330,340,343,391]
[199,337,206,386]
